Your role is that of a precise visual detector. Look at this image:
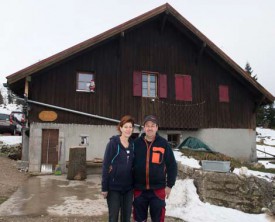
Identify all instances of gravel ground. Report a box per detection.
[0,156,28,203]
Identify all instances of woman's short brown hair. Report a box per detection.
[117,115,135,133]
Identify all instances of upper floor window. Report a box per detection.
[133,71,167,98]
[76,72,95,92]
[142,72,157,97]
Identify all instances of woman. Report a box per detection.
[101,115,135,222]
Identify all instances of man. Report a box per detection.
[133,115,177,222]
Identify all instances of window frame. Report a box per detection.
[76,71,95,92]
[142,71,158,98]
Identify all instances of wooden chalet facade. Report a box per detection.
[6,4,274,172]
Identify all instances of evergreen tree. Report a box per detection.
[7,90,13,104]
[256,105,266,127]
[257,103,275,129]
[245,62,258,81]
[266,103,275,129]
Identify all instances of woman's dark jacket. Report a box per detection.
[133,133,177,190]
[101,135,134,192]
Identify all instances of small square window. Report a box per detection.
[76,72,95,92]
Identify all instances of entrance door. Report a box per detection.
[41,129,59,169]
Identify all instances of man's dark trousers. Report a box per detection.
[133,188,166,222]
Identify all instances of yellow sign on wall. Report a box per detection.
[39,111,58,122]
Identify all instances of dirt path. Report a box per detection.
[0,156,28,204]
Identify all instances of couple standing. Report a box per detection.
[101,115,178,222]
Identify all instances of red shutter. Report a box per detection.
[175,75,184,100]
[158,74,167,98]
[183,75,192,101]
[133,71,142,96]
[219,85,229,102]
[175,75,192,101]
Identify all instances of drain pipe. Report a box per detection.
[16,97,142,129]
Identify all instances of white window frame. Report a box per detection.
[76,72,95,92]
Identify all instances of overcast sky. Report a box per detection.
[1,0,274,96]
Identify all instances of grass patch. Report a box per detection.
[0,153,7,157]
[179,149,275,174]
[0,196,8,204]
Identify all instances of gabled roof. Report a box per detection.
[6,3,274,103]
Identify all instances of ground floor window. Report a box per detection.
[167,134,180,148]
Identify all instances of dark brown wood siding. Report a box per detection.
[23,14,256,129]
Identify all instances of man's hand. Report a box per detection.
[102,191,108,199]
[165,187,171,199]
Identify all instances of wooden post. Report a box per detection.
[67,147,87,180]
[24,77,29,97]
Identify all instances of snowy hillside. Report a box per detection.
[0,85,22,114]
[0,103,22,114]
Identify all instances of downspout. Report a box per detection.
[15,97,142,129]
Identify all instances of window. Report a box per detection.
[167,134,180,148]
[76,72,95,92]
[175,74,192,101]
[133,71,167,98]
[142,72,157,97]
[219,85,229,102]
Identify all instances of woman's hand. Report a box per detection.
[102,191,108,199]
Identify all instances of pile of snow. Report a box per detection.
[174,149,201,169]
[166,179,269,222]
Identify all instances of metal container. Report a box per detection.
[201,160,230,173]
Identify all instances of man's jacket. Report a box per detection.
[133,133,177,190]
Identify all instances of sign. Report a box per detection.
[39,111,58,122]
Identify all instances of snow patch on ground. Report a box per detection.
[47,195,107,216]
[174,150,201,169]
[0,136,22,145]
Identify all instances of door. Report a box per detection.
[41,129,59,169]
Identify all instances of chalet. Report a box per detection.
[6,4,274,173]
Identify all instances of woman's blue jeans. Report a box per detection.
[107,189,133,222]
